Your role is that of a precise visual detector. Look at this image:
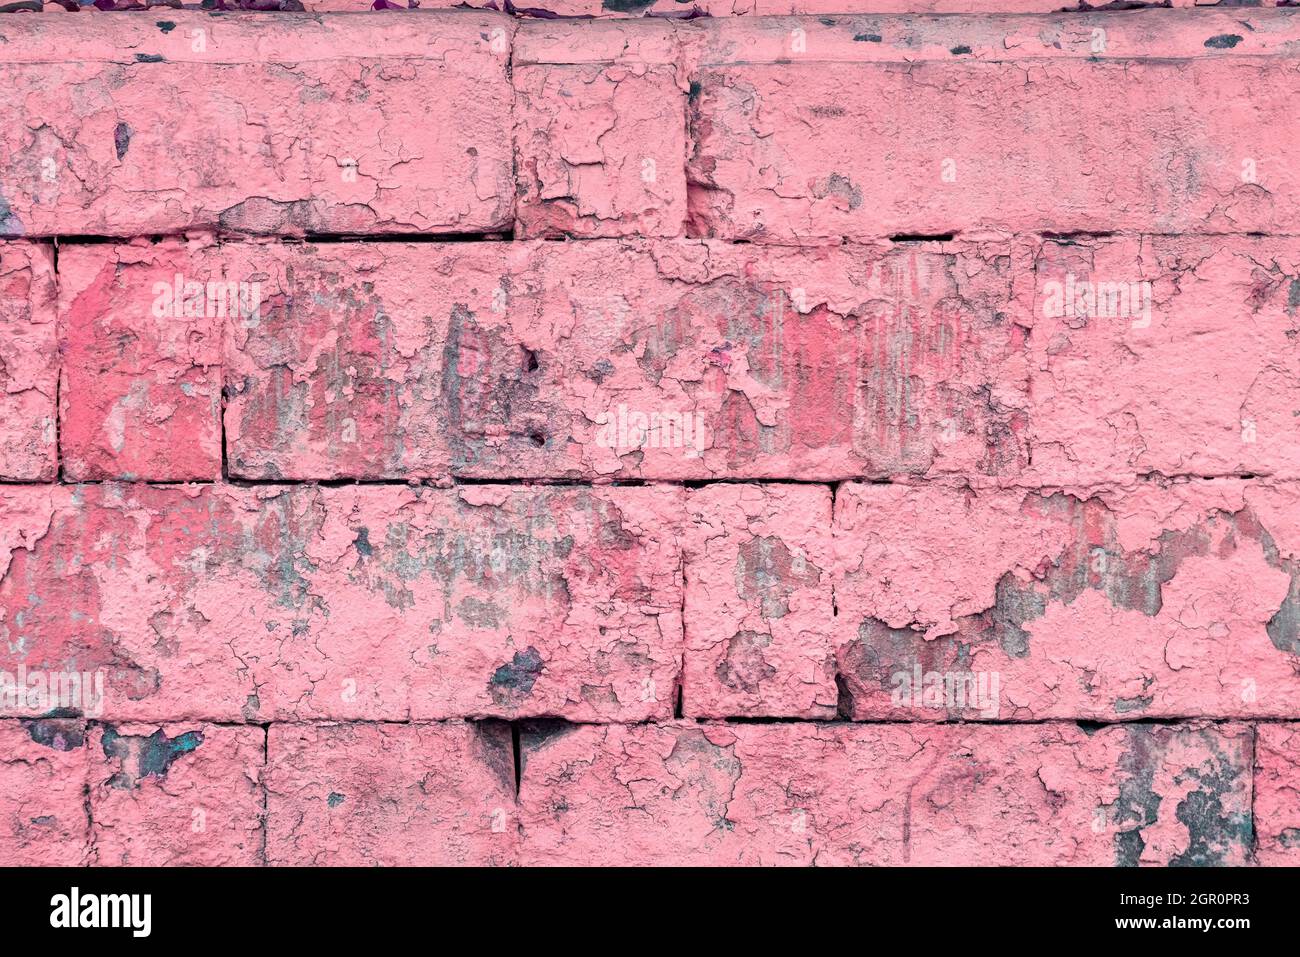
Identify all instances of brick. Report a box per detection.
[688,35,1300,240]
[265,721,516,866]
[513,10,1300,74]
[833,480,1300,720]
[683,484,835,717]
[222,241,503,481]
[1026,236,1300,484]
[514,11,1300,239]
[299,1,1088,14]
[477,237,1025,482]
[517,720,1252,865]
[509,23,685,242]
[0,12,514,237]
[467,1,1245,19]
[219,238,1022,481]
[482,0,1074,14]
[88,722,264,866]
[0,718,88,866]
[689,11,1300,65]
[0,483,683,722]
[0,242,57,481]
[59,242,222,481]
[513,63,688,238]
[1255,723,1300,865]
[403,484,684,721]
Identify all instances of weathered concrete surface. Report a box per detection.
[834,480,1300,721]
[684,483,835,717]
[59,241,223,481]
[1255,723,1300,865]
[517,721,1253,865]
[4,6,1300,870]
[0,13,515,237]
[62,238,1023,482]
[265,721,517,865]
[0,242,57,481]
[1025,236,1300,484]
[514,64,688,238]
[0,483,683,722]
[683,15,1300,240]
[0,718,88,866]
[89,722,264,865]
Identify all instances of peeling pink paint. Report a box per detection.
[0,242,57,481]
[1027,236,1300,484]
[0,13,515,237]
[265,721,516,865]
[834,481,1300,721]
[0,483,684,722]
[514,65,688,237]
[0,718,88,866]
[516,721,1252,865]
[0,6,1297,869]
[684,484,835,717]
[60,242,222,481]
[90,722,264,865]
[1255,723,1300,865]
[67,238,1025,481]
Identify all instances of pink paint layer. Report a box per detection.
[1,6,1298,869]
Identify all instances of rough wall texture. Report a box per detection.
[1,6,1298,867]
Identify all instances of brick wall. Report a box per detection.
[1,6,1298,866]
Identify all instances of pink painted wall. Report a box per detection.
[0,6,1297,866]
